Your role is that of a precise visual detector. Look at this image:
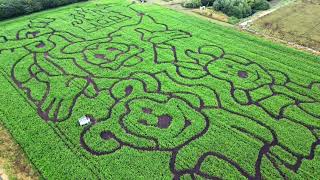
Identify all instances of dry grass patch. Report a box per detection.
[251,0,320,51]
[0,125,39,180]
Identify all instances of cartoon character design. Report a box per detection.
[205,53,320,120]
[0,4,192,122]
[71,5,132,32]
[0,2,319,179]
[147,43,320,178]
[80,77,209,156]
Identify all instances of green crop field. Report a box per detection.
[0,0,319,179]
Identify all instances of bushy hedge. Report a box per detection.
[0,0,88,20]
[212,0,270,18]
[183,0,202,8]
[250,0,270,12]
[201,0,215,6]
[183,0,270,19]
[213,0,252,18]
[183,0,215,8]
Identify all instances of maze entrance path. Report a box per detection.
[0,0,320,179]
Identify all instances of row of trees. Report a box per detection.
[183,0,270,18]
[0,0,88,20]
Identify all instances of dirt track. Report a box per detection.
[0,125,38,180]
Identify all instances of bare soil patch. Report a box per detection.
[0,124,39,180]
[249,0,320,52]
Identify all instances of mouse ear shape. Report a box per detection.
[0,36,8,43]
[185,45,225,66]
[197,154,251,179]
[269,70,289,85]
[175,62,208,79]
[80,125,122,156]
[232,89,250,105]
[311,82,320,91]
[198,45,225,59]
[310,82,320,101]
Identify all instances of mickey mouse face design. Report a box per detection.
[83,42,144,70]
[80,79,208,155]
[207,55,273,90]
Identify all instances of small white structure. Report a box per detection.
[78,116,91,126]
[200,6,206,11]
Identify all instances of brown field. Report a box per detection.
[0,124,39,180]
[250,0,320,52]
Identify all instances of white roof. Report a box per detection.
[79,116,91,126]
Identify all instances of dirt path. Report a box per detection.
[0,124,39,180]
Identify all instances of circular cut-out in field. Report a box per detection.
[95,54,105,59]
[125,85,133,96]
[142,108,152,114]
[100,131,113,140]
[36,42,45,48]
[29,31,40,38]
[238,70,248,78]
[157,114,172,129]
[185,119,191,127]
[107,48,118,52]
[139,119,148,125]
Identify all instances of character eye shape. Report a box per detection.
[107,47,118,52]
[238,70,248,78]
[157,114,173,129]
[142,108,152,114]
[138,114,173,129]
[27,31,40,38]
[0,36,8,42]
[94,54,105,59]
[139,119,148,126]
[100,131,114,140]
[125,85,133,96]
[36,42,45,48]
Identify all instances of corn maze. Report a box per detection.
[0,0,319,179]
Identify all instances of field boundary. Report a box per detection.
[241,0,320,55]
